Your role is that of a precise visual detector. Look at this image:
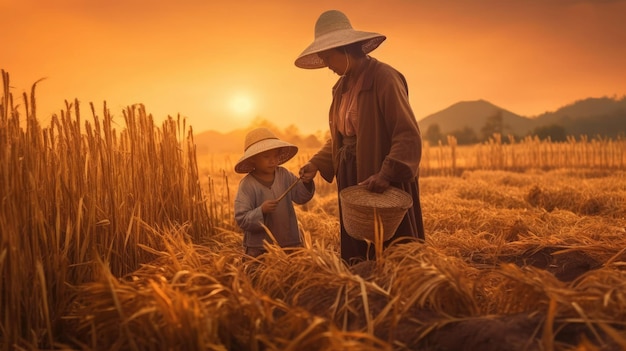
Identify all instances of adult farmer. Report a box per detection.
[296,10,426,265]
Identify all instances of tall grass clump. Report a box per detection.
[0,70,212,349]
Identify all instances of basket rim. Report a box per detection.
[339,185,413,210]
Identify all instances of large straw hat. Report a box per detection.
[234,128,298,174]
[295,10,386,69]
[339,185,412,242]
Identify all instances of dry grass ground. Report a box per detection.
[102,151,625,351]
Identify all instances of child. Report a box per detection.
[234,127,315,258]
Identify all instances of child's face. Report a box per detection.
[250,149,281,175]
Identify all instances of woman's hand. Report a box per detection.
[299,162,319,183]
[359,173,390,193]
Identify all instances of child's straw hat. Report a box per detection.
[295,10,386,69]
[234,128,298,174]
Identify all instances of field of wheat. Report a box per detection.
[2,70,626,350]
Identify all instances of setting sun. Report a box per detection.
[228,93,255,118]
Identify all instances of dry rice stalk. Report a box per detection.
[244,242,392,334]
[596,322,626,349]
[373,208,384,264]
[484,263,574,314]
[381,244,480,317]
[569,268,626,321]
[1,73,217,349]
[542,298,557,351]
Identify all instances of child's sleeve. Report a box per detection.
[234,181,265,231]
[290,171,315,204]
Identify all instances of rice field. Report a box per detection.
[2,70,626,350]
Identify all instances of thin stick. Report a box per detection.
[276,178,301,202]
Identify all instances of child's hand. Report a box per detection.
[261,199,278,214]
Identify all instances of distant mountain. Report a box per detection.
[418,96,626,140]
[418,99,535,136]
[532,97,626,137]
[535,97,626,122]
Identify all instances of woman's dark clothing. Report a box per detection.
[309,57,425,264]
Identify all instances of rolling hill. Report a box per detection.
[417,99,535,136]
[418,96,626,140]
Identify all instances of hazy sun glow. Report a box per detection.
[228,93,255,118]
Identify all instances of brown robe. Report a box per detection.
[309,57,425,264]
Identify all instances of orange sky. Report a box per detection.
[2,0,625,134]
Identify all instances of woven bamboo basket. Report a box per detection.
[339,185,413,242]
